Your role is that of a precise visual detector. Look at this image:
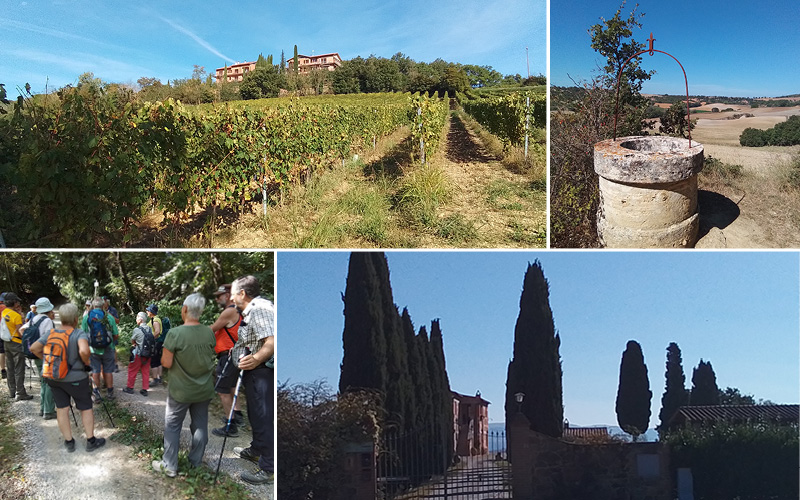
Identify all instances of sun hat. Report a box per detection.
[213,284,232,296]
[146,304,159,315]
[34,297,55,314]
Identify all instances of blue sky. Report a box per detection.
[1,0,545,95]
[277,251,800,430]
[551,0,800,97]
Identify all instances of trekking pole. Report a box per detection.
[98,396,115,428]
[69,403,79,427]
[213,352,233,392]
[214,348,249,484]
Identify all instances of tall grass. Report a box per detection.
[396,164,452,226]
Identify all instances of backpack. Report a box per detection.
[155,316,171,345]
[42,328,74,381]
[139,325,156,358]
[87,309,112,348]
[22,316,48,359]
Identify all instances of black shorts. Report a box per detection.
[150,343,162,368]
[0,341,4,353]
[215,352,240,393]
[47,377,93,411]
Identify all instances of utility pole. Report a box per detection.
[526,46,530,78]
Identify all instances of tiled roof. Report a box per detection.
[452,390,491,405]
[563,427,609,439]
[671,404,799,424]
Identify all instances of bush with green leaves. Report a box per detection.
[665,421,799,500]
[740,115,800,147]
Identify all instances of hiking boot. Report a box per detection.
[139,389,148,397]
[241,468,273,485]
[233,446,260,464]
[43,412,57,420]
[106,388,115,400]
[152,460,177,478]
[86,436,106,452]
[64,439,76,453]
[212,425,239,438]
[15,393,33,401]
[221,413,245,427]
[122,387,134,394]
[93,389,103,403]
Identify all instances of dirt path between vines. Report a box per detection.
[5,317,273,499]
[421,113,546,248]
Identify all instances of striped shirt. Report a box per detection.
[231,296,275,367]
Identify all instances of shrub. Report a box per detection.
[665,422,799,500]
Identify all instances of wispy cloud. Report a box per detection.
[158,16,234,63]
[0,18,97,44]
[7,48,153,82]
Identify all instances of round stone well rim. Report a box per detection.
[594,135,704,184]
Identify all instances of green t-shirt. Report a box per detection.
[163,324,216,403]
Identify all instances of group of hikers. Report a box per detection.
[0,274,275,486]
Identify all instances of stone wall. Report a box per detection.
[509,414,672,500]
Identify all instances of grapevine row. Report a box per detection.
[1,89,444,246]
[461,91,546,147]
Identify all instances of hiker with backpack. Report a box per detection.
[151,293,216,478]
[146,304,165,386]
[209,284,245,438]
[30,303,106,453]
[81,298,119,403]
[123,312,155,396]
[2,292,34,401]
[21,297,58,419]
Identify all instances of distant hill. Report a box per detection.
[487,421,659,443]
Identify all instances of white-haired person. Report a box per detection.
[123,312,154,396]
[229,275,275,485]
[152,293,215,478]
[30,303,106,453]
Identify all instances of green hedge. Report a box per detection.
[666,422,799,499]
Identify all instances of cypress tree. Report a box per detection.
[505,261,563,438]
[280,50,286,74]
[429,319,453,469]
[658,342,689,436]
[293,45,299,75]
[690,359,720,405]
[401,308,422,433]
[339,252,388,395]
[615,340,652,439]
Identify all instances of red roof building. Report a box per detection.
[287,53,342,74]
[214,61,256,83]
[452,391,490,456]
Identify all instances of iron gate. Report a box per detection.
[378,429,512,499]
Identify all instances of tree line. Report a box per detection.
[740,115,800,146]
[133,51,541,105]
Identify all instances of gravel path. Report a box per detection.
[110,369,274,499]
[6,319,274,499]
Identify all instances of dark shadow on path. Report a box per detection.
[697,189,741,240]
[446,114,497,164]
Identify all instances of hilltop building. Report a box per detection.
[214,61,256,83]
[287,53,342,74]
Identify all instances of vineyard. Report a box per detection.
[0,88,448,247]
[460,91,546,148]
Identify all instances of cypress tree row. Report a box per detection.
[658,342,689,436]
[505,261,564,438]
[339,252,388,395]
[339,252,453,480]
[690,359,720,406]
[615,340,652,439]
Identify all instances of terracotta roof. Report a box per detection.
[670,405,799,425]
[452,390,491,405]
[563,427,609,439]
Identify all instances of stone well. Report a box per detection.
[594,136,704,248]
